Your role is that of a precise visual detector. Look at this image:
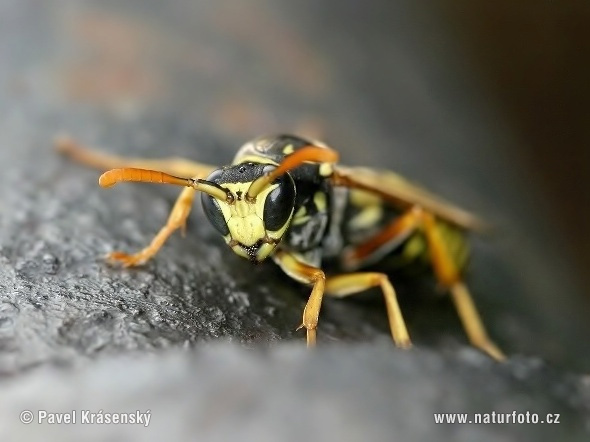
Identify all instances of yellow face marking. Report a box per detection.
[217,182,277,246]
[216,181,293,261]
[231,244,252,260]
[283,144,295,155]
[256,242,277,261]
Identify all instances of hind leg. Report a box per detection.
[421,212,505,361]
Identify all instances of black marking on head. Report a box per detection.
[206,163,270,185]
[238,240,263,263]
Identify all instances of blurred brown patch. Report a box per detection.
[209,3,331,98]
[440,0,590,288]
[211,94,275,137]
[211,94,327,141]
[62,11,164,111]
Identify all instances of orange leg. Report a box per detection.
[342,207,423,270]
[421,212,505,361]
[273,250,411,349]
[273,251,325,347]
[55,135,220,267]
[325,273,411,348]
[107,186,196,267]
[55,134,216,178]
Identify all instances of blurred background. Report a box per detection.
[1,0,589,371]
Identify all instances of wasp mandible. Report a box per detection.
[56,134,504,361]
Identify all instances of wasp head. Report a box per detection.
[201,163,296,262]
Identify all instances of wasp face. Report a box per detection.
[201,163,296,262]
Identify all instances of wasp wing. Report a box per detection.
[332,165,487,231]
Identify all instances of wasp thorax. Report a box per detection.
[201,164,296,262]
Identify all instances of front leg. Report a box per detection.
[272,250,325,346]
[108,186,196,267]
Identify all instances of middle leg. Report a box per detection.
[325,272,412,348]
[273,250,411,349]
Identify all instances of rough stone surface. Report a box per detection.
[0,1,589,441]
[1,343,589,442]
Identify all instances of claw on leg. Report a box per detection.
[450,282,506,361]
[106,251,148,268]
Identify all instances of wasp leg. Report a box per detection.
[421,212,505,361]
[55,135,216,178]
[272,251,325,347]
[341,206,504,360]
[325,273,412,348]
[273,251,411,348]
[107,186,196,267]
[342,207,423,270]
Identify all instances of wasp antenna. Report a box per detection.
[246,145,339,200]
[99,168,189,188]
[99,168,231,202]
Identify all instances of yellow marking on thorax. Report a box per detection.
[292,206,310,226]
[347,188,385,230]
[313,191,327,211]
[319,162,333,177]
[349,188,382,207]
[283,144,295,154]
[349,206,383,230]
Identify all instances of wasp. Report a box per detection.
[56,134,505,361]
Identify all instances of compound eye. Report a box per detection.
[201,194,229,236]
[263,174,296,232]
